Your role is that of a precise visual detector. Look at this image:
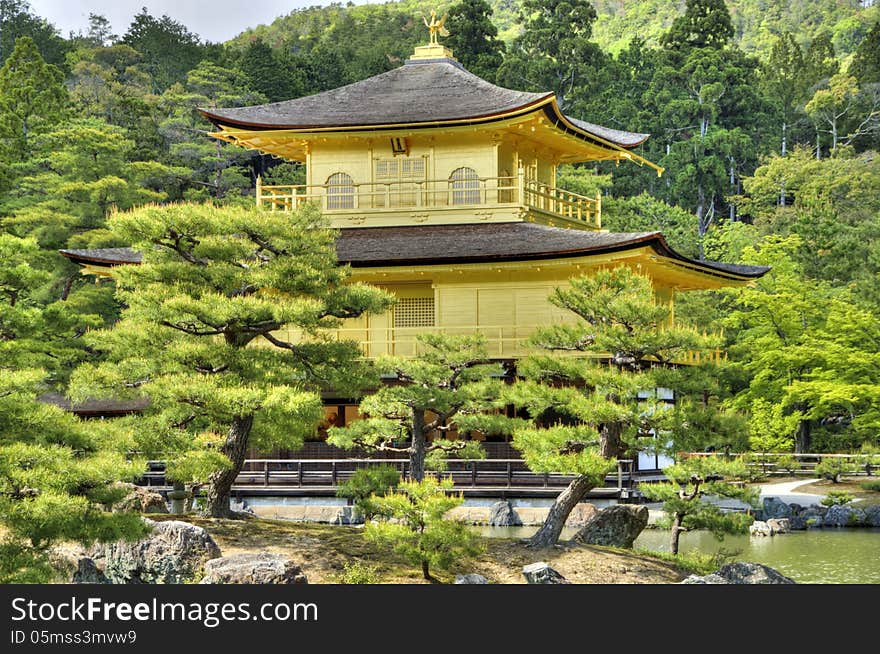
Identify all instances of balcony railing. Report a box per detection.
[273,324,725,365]
[256,173,602,229]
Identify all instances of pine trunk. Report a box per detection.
[206,414,254,518]
[529,474,596,548]
[670,513,684,555]
[409,409,427,482]
[600,422,626,459]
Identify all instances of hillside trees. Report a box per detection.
[68,203,394,517]
[444,0,505,80]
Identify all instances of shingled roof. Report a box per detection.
[200,58,648,149]
[60,223,769,280]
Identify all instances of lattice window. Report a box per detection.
[449,166,480,205]
[375,157,425,180]
[326,172,355,209]
[394,297,435,328]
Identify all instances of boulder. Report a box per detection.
[801,507,826,528]
[762,497,792,519]
[455,574,489,584]
[101,519,221,584]
[200,553,307,584]
[823,505,866,527]
[680,573,728,584]
[864,505,880,528]
[573,504,648,548]
[522,562,569,584]
[488,500,522,527]
[714,562,796,584]
[749,521,772,537]
[112,483,168,514]
[787,516,808,530]
[73,557,110,584]
[767,518,791,534]
[788,503,803,514]
[564,503,599,528]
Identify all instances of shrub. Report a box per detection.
[860,480,880,492]
[337,560,379,584]
[336,465,401,519]
[815,458,857,483]
[365,478,481,582]
[775,454,800,475]
[820,490,854,507]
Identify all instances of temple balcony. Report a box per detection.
[256,173,602,230]
[272,324,725,366]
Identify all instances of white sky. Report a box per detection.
[28,1,381,44]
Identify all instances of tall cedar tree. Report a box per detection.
[508,267,706,547]
[444,0,505,81]
[69,203,393,517]
[328,334,522,481]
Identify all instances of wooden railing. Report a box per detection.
[685,452,879,477]
[141,458,635,493]
[273,324,725,365]
[256,173,602,229]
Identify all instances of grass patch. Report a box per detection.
[634,548,736,576]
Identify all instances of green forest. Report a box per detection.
[1,0,880,580]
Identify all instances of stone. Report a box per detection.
[522,562,569,584]
[200,553,307,584]
[749,521,772,537]
[488,500,522,527]
[787,516,808,530]
[101,519,221,584]
[455,574,489,584]
[330,506,363,525]
[788,503,803,514]
[680,573,728,584]
[564,503,599,528]
[823,505,866,527]
[714,562,796,584]
[767,518,791,534]
[801,507,825,528]
[762,497,792,519]
[573,504,648,548]
[112,482,168,514]
[73,557,110,584]
[864,505,880,528]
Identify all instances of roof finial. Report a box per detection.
[422,10,449,46]
[410,10,455,62]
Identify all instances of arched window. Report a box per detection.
[326,172,355,209]
[449,167,480,205]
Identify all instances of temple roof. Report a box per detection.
[200,58,648,149]
[60,224,769,280]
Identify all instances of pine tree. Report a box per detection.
[327,334,521,481]
[69,202,393,517]
[508,267,708,547]
[639,456,757,555]
[849,21,880,85]
[0,36,67,161]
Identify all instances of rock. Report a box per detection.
[73,558,110,584]
[801,507,825,528]
[680,573,728,584]
[101,519,221,584]
[330,506,363,525]
[788,503,803,514]
[762,497,792,519]
[200,553,307,584]
[112,482,168,514]
[488,500,522,527]
[522,562,569,584]
[229,499,256,517]
[749,521,772,537]
[864,505,880,528]
[573,504,648,548]
[455,574,489,584]
[767,518,791,534]
[564,503,599,528]
[714,562,796,584]
[788,516,808,530]
[823,505,866,527]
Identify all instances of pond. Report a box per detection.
[476,526,880,584]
